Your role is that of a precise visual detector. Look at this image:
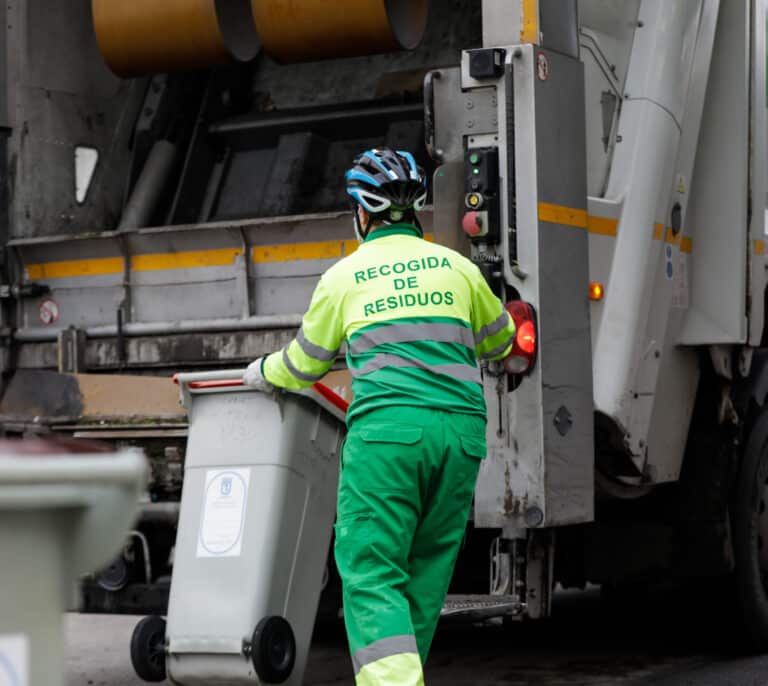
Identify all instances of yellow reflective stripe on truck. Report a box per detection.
[252,239,358,263]
[520,0,539,44]
[132,247,243,271]
[538,202,588,229]
[25,256,125,279]
[23,236,436,279]
[538,202,619,235]
[587,215,619,236]
[653,223,693,253]
[24,248,245,279]
[538,203,694,252]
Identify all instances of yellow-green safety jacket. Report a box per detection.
[263,223,517,425]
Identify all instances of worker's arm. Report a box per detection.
[261,275,344,390]
[469,266,517,361]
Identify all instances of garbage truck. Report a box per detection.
[2,0,768,653]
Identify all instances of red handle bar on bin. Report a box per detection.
[312,382,350,414]
[172,375,349,415]
[188,379,244,389]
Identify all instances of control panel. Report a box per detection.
[463,147,500,244]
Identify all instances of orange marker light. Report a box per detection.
[589,282,604,301]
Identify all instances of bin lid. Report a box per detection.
[0,436,112,457]
[173,370,349,422]
[0,439,146,490]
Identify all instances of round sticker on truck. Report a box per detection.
[38,299,59,326]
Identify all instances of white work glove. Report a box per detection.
[243,357,275,393]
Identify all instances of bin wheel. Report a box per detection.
[252,616,296,683]
[130,615,167,682]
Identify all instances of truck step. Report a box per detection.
[441,594,522,620]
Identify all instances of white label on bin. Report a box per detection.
[197,468,251,558]
[0,634,29,686]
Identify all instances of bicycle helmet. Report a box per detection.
[345,148,428,240]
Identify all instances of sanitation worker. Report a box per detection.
[244,147,517,686]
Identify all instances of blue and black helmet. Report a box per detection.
[345,148,428,237]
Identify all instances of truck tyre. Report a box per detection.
[733,408,768,652]
[130,615,167,682]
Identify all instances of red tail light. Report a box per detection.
[503,301,537,375]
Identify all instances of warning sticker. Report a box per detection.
[664,245,674,280]
[0,634,29,686]
[197,468,251,558]
[536,53,550,81]
[672,252,689,309]
[38,299,59,326]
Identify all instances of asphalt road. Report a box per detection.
[64,588,768,685]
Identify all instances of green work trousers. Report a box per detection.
[334,406,486,686]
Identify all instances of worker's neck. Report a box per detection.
[365,222,422,242]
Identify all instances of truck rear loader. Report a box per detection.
[2,0,768,661]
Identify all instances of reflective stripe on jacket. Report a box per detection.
[263,223,516,424]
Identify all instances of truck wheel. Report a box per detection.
[252,616,296,684]
[733,409,768,652]
[130,615,167,682]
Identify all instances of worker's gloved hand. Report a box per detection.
[243,357,275,393]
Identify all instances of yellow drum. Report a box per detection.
[93,0,428,76]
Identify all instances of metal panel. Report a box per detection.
[6,0,141,239]
[429,67,498,165]
[482,0,525,48]
[14,235,126,330]
[13,330,300,373]
[9,211,435,341]
[534,49,593,524]
[593,1,706,442]
[540,0,579,58]
[476,47,594,529]
[578,0,640,197]
[125,228,248,323]
[749,0,768,346]
[631,0,719,483]
[0,0,7,127]
[586,197,621,343]
[680,0,749,344]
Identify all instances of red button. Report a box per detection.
[463,211,483,236]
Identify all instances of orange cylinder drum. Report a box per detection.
[251,0,428,63]
[92,0,259,77]
[93,0,428,77]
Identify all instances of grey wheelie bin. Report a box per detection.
[158,370,347,685]
[0,438,146,686]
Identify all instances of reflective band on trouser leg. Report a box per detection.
[355,651,425,686]
[404,411,485,663]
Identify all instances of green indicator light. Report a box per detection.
[469,153,480,164]
[473,168,480,175]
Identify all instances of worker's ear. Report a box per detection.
[358,206,369,226]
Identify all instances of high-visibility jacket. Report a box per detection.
[263,223,517,425]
